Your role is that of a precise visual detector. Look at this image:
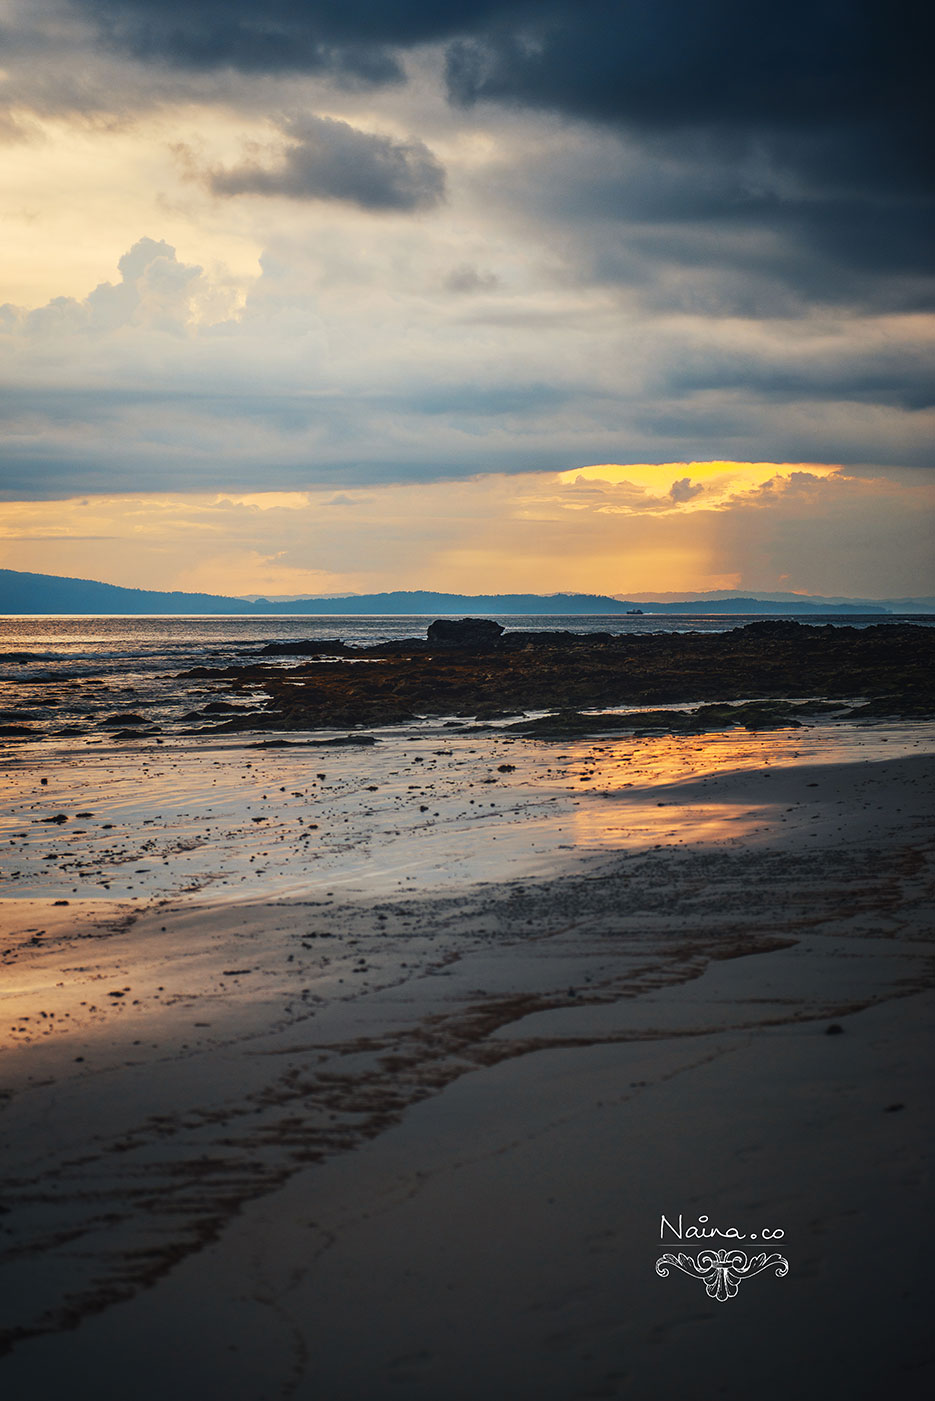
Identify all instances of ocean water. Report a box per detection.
[0,612,929,745]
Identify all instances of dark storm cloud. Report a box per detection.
[69,1,934,293]
[658,343,935,413]
[445,1,933,292]
[444,1,928,134]
[209,115,446,211]
[75,1,931,146]
[74,1,510,80]
[477,128,935,313]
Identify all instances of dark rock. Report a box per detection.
[255,639,348,656]
[186,713,275,733]
[368,638,428,654]
[499,630,612,650]
[131,619,934,739]
[427,617,504,648]
[315,735,377,747]
[250,735,377,748]
[731,620,805,638]
[505,698,830,740]
[506,710,600,738]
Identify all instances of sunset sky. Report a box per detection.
[1,1,932,598]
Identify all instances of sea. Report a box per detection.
[0,612,931,745]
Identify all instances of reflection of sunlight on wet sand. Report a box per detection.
[570,799,768,849]
[2,721,931,902]
[563,726,906,793]
[567,732,785,849]
[556,724,932,850]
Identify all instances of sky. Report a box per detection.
[0,0,932,598]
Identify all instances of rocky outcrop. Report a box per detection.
[172,620,935,734]
[255,640,350,656]
[426,618,505,648]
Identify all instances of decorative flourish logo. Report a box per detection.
[655,1249,789,1302]
[655,1215,789,1301]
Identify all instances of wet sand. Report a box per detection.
[1,721,933,1398]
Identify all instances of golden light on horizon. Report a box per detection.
[0,460,929,600]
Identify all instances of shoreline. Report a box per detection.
[1,719,933,1393]
[2,718,931,903]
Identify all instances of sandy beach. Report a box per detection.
[0,710,932,1398]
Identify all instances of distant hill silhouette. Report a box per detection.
[0,569,892,616]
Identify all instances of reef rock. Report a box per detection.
[426,617,505,648]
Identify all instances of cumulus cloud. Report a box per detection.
[1,236,234,336]
[208,114,446,211]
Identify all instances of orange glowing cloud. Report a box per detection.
[557,461,840,512]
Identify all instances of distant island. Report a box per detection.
[0,568,915,616]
